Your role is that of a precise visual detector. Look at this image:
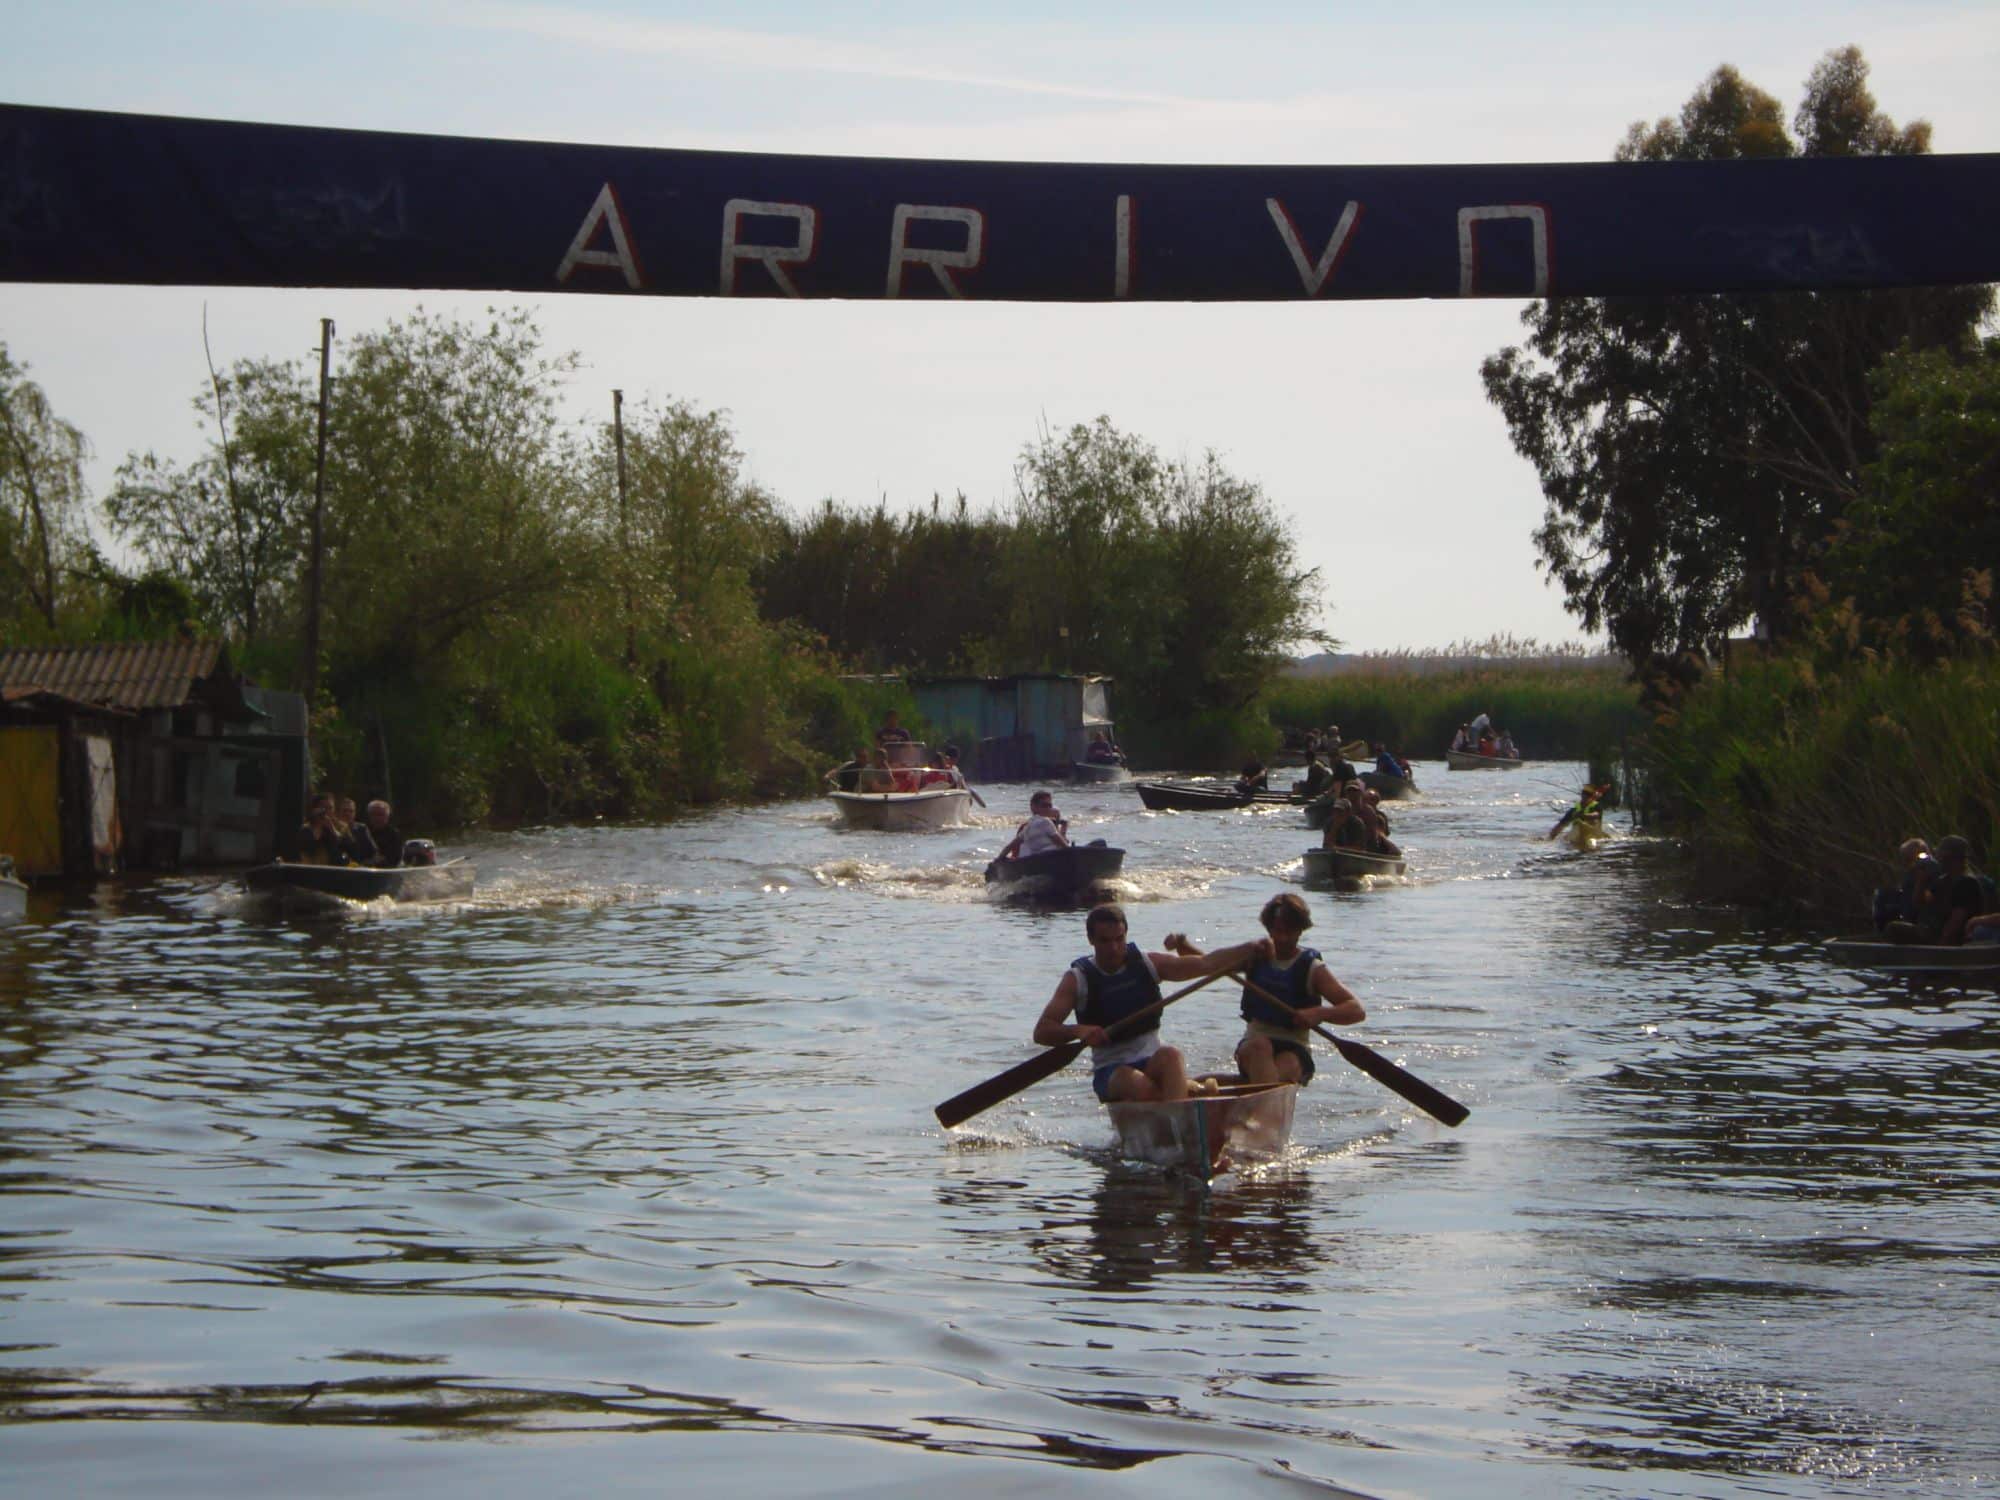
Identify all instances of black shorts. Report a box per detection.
[1241,1034,1315,1084]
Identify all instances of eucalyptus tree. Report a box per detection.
[1481,47,1991,663]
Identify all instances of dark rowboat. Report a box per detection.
[243,858,475,906]
[1360,769,1419,800]
[1136,779,1293,812]
[1106,1079,1298,1179]
[1824,939,2000,973]
[984,843,1125,902]
[1302,847,1407,883]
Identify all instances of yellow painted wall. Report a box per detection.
[0,726,63,876]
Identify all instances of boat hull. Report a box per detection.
[828,788,972,831]
[1107,1080,1297,1178]
[1303,847,1406,882]
[242,858,474,905]
[1360,770,1418,800]
[1136,780,1291,812]
[985,843,1125,902]
[1446,748,1525,770]
[1071,760,1128,783]
[1825,939,2000,973]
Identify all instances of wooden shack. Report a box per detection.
[0,640,308,874]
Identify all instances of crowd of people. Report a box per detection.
[296,793,407,867]
[1872,834,2000,946]
[1450,712,1519,759]
[827,739,972,795]
[1318,779,1402,859]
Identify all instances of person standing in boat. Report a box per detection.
[1170,893,1365,1088]
[362,800,405,867]
[874,710,912,745]
[1034,903,1273,1106]
[998,790,1069,860]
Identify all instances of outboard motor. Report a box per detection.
[401,839,437,867]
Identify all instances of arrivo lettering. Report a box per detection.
[554,182,1557,299]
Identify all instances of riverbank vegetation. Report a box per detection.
[3,317,1320,823]
[1481,48,1998,915]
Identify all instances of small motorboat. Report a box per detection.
[243,857,475,907]
[984,842,1125,902]
[1360,769,1418,800]
[1302,846,1407,883]
[1446,748,1525,770]
[1071,759,1129,783]
[828,787,973,831]
[1136,779,1293,812]
[1106,1079,1298,1179]
[1,855,27,923]
[1824,939,2000,974]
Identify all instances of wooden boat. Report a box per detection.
[1107,1079,1298,1179]
[1360,769,1418,800]
[1824,939,2000,973]
[1136,779,1293,812]
[828,787,973,831]
[243,858,475,906]
[1,856,26,923]
[1302,846,1407,882]
[984,842,1125,901]
[1446,748,1525,770]
[1071,759,1129,783]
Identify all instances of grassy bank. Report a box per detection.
[1640,655,2000,922]
[1265,664,1644,761]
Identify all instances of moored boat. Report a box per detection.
[1106,1079,1298,1178]
[1360,769,1418,800]
[984,842,1125,902]
[1302,846,1407,883]
[1446,748,1525,770]
[1824,939,2000,973]
[1071,759,1129,783]
[242,858,475,907]
[828,787,973,831]
[1,855,27,923]
[1136,779,1292,812]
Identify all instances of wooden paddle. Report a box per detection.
[934,968,1231,1130]
[1230,969,1470,1127]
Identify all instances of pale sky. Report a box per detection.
[3,2,1996,651]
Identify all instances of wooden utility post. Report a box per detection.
[613,388,635,666]
[303,318,334,701]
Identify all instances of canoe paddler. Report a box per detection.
[1033,902,1272,1106]
[1168,892,1364,1087]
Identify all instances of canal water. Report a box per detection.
[3,762,1995,1497]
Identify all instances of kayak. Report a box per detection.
[1106,1080,1297,1179]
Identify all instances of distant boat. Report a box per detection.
[984,843,1125,903]
[243,858,474,908]
[1446,748,1525,770]
[1360,769,1418,800]
[1302,847,1407,883]
[828,787,973,831]
[1,856,27,923]
[1136,779,1293,812]
[1071,759,1129,783]
[1824,939,2000,974]
[1106,1080,1298,1179]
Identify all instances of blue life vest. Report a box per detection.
[1073,944,1164,1034]
[1239,948,1322,1028]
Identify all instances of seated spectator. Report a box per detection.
[336,795,377,865]
[856,749,898,793]
[1234,760,1270,796]
[828,746,870,793]
[998,790,1070,860]
[363,800,405,867]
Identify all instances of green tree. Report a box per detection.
[0,343,95,636]
[1480,47,1991,663]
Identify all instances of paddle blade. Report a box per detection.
[934,1039,1085,1130]
[1323,1031,1470,1127]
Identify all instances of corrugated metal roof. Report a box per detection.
[0,639,226,710]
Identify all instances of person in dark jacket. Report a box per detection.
[297,795,350,866]
[364,800,404,867]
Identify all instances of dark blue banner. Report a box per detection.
[3,104,1996,301]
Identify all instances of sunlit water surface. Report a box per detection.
[4,762,1996,1498]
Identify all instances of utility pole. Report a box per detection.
[303,318,333,702]
[613,388,635,667]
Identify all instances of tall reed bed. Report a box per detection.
[1641,656,2000,921]
[1265,664,1643,761]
